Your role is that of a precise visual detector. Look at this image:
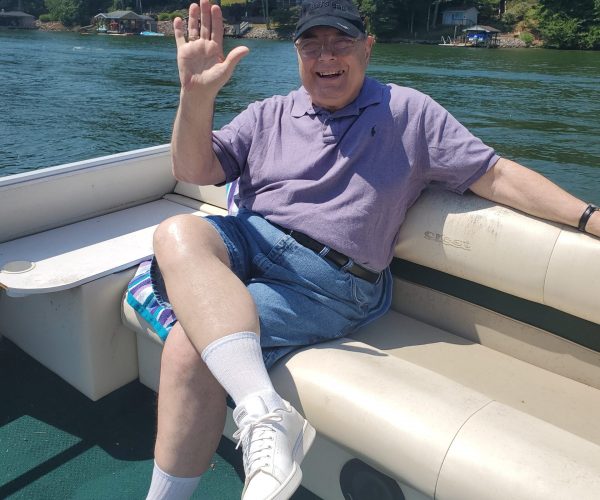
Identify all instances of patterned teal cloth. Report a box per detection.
[125,181,239,342]
[125,260,175,341]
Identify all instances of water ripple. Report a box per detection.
[1,31,598,204]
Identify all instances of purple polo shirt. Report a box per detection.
[212,77,498,271]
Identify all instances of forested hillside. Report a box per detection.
[2,0,598,49]
[354,0,599,49]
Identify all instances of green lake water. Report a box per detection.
[1,30,599,203]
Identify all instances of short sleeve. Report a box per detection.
[212,103,258,184]
[421,95,499,193]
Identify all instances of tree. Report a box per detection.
[356,0,437,38]
[45,0,84,26]
[538,0,600,48]
[538,12,580,47]
[430,0,453,29]
[501,0,539,31]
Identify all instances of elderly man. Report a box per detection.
[145,1,599,499]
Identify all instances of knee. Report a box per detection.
[153,214,195,257]
[161,325,222,396]
[153,214,224,265]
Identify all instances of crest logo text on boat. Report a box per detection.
[424,231,471,251]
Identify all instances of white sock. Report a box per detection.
[201,331,284,410]
[146,461,202,500]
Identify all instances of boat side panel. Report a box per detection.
[0,146,175,243]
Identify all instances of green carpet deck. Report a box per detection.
[0,338,319,499]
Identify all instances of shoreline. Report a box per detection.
[36,20,532,48]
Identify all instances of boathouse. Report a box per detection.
[464,25,500,47]
[94,11,157,34]
[0,10,36,29]
[442,6,478,27]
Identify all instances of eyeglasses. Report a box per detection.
[295,37,361,58]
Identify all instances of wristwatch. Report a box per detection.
[578,204,599,232]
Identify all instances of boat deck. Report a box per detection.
[0,338,319,499]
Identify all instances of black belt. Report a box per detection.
[272,223,381,284]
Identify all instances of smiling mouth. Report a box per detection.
[317,70,344,78]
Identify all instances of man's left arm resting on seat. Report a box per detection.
[469,157,600,238]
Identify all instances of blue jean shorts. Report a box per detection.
[151,208,392,369]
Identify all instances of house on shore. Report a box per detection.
[442,6,479,27]
[0,10,36,29]
[94,11,157,35]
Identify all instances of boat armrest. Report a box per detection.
[0,199,225,297]
[395,189,600,325]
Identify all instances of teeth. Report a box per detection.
[318,71,342,77]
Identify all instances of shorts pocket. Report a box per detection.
[350,274,380,310]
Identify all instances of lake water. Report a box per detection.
[1,30,599,203]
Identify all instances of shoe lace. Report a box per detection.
[233,411,283,475]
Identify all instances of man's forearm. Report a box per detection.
[469,158,600,238]
[171,90,226,186]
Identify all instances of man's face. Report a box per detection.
[296,26,374,112]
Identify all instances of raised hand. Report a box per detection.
[173,1,249,98]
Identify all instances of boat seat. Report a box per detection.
[122,297,600,499]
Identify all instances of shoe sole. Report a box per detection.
[267,418,317,500]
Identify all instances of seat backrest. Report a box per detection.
[173,182,228,210]
[395,189,600,325]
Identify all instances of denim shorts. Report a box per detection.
[151,208,392,369]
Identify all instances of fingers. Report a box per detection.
[187,3,200,41]
[186,2,223,43]
[199,0,211,40]
[210,4,224,44]
[222,46,250,79]
[173,16,186,49]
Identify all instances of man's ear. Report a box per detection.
[365,35,375,64]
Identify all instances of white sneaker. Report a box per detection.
[232,395,316,500]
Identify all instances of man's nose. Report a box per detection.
[318,43,336,59]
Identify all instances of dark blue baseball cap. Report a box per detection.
[294,0,366,41]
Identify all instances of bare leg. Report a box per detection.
[151,213,259,476]
[153,214,260,351]
[154,322,227,477]
[151,214,313,500]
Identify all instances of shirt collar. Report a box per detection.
[291,77,384,118]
